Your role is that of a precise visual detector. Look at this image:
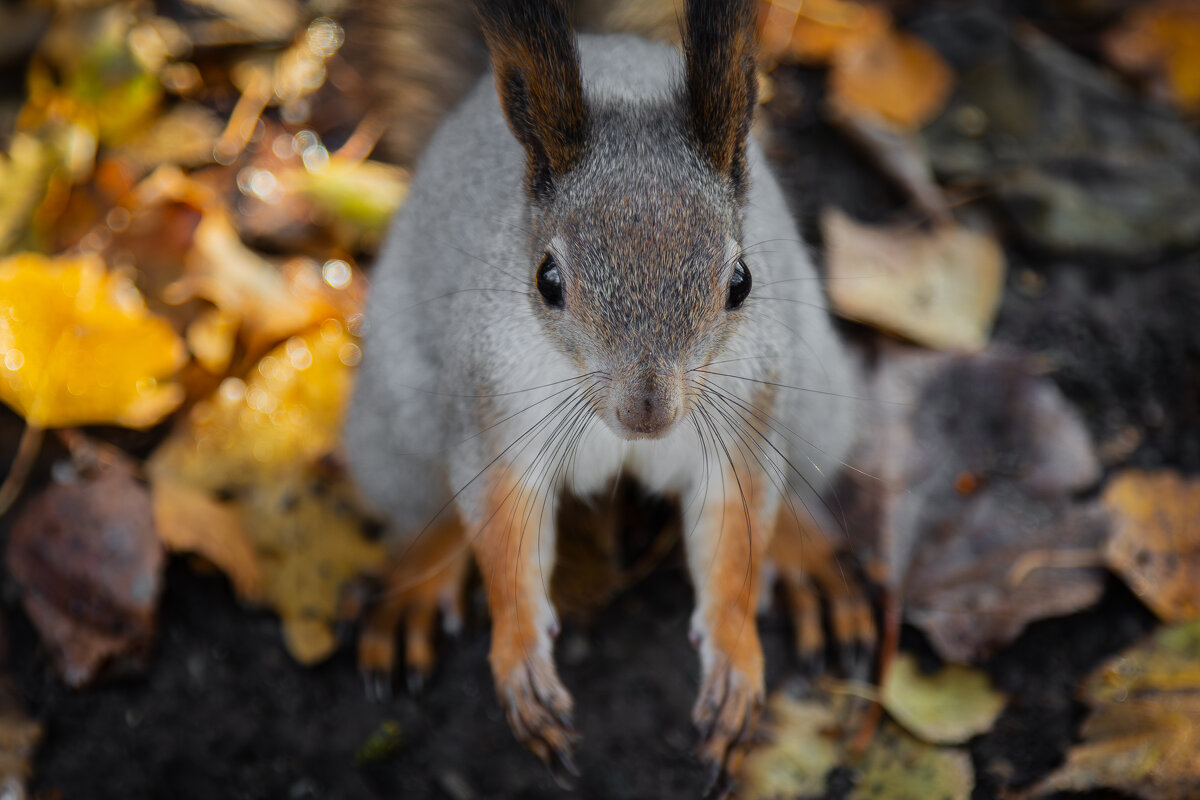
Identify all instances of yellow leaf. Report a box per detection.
[830,28,954,130]
[849,720,974,800]
[822,209,1006,352]
[1028,621,1200,800]
[881,653,1007,745]
[0,252,186,428]
[738,693,842,799]
[148,323,383,664]
[1103,470,1200,622]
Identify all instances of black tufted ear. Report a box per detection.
[682,0,758,202]
[475,0,589,202]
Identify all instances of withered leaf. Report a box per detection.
[823,209,1005,352]
[148,324,384,664]
[6,445,165,687]
[846,345,1106,662]
[848,720,974,800]
[1103,470,1200,622]
[1028,621,1200,800]
[1104,0,1200,114]
[829,29,954,131]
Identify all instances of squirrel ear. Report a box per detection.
[476,0,589,201]
[682,0,758,201]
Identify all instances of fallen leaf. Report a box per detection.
[0,252,186,429]
[917,11,1200,258]
[738,693,843,799]
[0,676,41,798]
[848,720,974,800]
[830,29,954,130]
[283,158,408,246]
[1103,470,1200,622]
[6,445,165,687]
[0,133,56,254]
[150,476,262,599]
[20,4,163,148]
[844,345,1107,662]
[148,323,384,664]
[823,209,1005,352]
[1104,0,1200,114]
[139,167,364,352]
[1027,621,1200,800]
[880,652,1006,745]
[758,0,890,65]
[185,307,240,375]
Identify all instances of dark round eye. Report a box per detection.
[727,257,751,310]
[536,253,564,308]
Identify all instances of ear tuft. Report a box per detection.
[476,0,589,201]
[683,0,758,201]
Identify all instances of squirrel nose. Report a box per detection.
[613,374,680,439]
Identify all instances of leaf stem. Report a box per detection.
[0,423,44,517]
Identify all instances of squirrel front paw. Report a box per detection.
[357,519,469,700]
[693,652,764,798]
[493,649,579,786]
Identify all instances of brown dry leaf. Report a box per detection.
[1104,0,1200,114]
[829,29,954,131]
[880,653,1006,745]
[758,0,890,65]
[0,252,186,429]
[845,345,1106,662]
[6,445,165,687]
[823,209,1005,352]
[148,323,384,664]
[1103,470,1200,622]
[1028,621,1200,800]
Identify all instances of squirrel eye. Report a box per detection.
[727,257,751,310]
[536,253,564,308]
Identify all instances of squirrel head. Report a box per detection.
[477,0,759,441]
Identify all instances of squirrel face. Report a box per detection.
[528,107,751,440]
[478,0,759,440]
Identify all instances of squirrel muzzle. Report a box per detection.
[610,366,683,440]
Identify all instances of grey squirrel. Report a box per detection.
[344,0,862,786]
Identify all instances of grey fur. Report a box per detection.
[346,34,859,558]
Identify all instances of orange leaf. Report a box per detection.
[830,29,954,130]
[1104,0,1200,114]
[0,252,186,428]
[758,0,890,65]
[1103,470,1200,622]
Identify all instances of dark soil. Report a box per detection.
[6,8,1199,800]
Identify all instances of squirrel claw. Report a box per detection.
[361,669,392,704]
[693,658,761,798]
[496,653,578,778]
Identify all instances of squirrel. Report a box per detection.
[344,0,866,787]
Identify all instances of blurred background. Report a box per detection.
[0,1,1199,798]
